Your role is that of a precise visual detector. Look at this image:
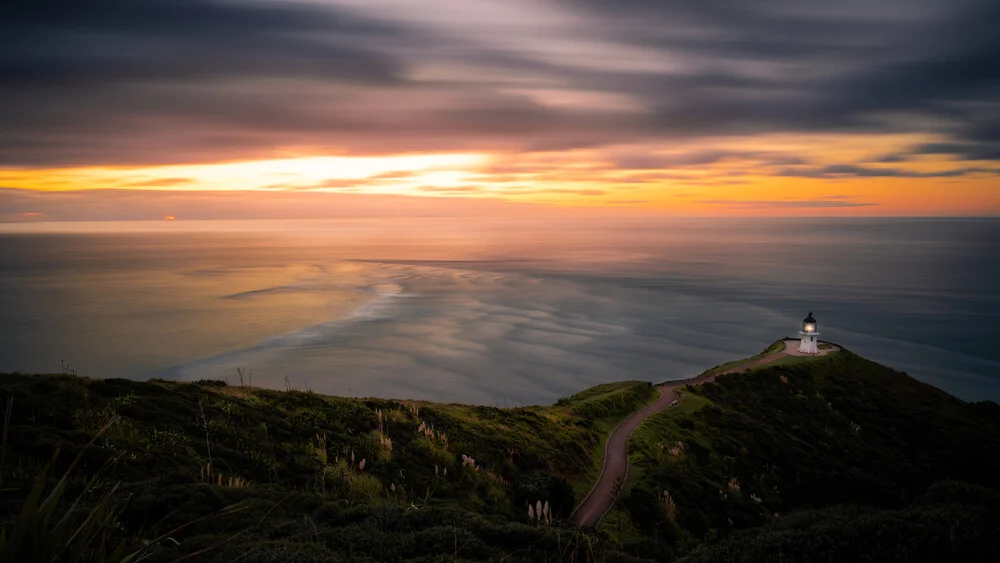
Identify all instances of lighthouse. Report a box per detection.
[798,312,820,354]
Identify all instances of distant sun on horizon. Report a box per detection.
[164,215,175,221]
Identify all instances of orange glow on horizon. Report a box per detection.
[1,134,998,217]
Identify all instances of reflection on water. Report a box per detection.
[1,217,998,403]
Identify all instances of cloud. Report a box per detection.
[416,185,486,193]
[701,197,878,209]
[963,120,1000,143]
[870,153,909,163]
[611,149,810,171]
[261,170,427,191]
[910,142,1000,161]
[0,187,552,221]
[612,150,735,169]
[118,177,195,187]
[492,188,607,196]
[367,170,421,181]
[1,0,998,167]
[567,1,1000,140]
[1,0,402,88]
[778,164,999,179]
[868,136,1000,163]
[0,211,48,222]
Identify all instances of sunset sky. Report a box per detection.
[2,0,999,219]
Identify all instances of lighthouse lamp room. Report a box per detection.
[798,312,820,354]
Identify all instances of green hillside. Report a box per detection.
[624,349,1000,561]
[1,348,998,562]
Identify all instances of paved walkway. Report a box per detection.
[570,338,837,527]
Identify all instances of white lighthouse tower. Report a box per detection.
[798,312,820,354]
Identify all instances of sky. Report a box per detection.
[2,0,999,219]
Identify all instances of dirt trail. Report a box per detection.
[571,339,835,527]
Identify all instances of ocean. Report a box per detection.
[2,217,998,404]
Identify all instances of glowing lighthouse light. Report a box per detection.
[798,312,820,354]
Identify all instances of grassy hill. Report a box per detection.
[622,349,1000,561]
[1,348,998,561]
[0,374,654,562]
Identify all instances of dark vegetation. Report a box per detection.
[2,349,999,561]
[0,374,653,562]
[555,381,657,420]
[626,349,1000,562]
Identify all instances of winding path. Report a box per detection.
[570,339,837,527]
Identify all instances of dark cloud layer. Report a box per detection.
[778,164,998,179]
[2,0,999,166]
[2,0,402,87]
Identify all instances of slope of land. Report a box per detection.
[1,342,999,562]
[0,373,656,562]
[621,348,1000,561]
[572,338,835,527]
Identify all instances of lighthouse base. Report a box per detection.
[798,333,819,354]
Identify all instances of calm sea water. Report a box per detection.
[1,217,998,404]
